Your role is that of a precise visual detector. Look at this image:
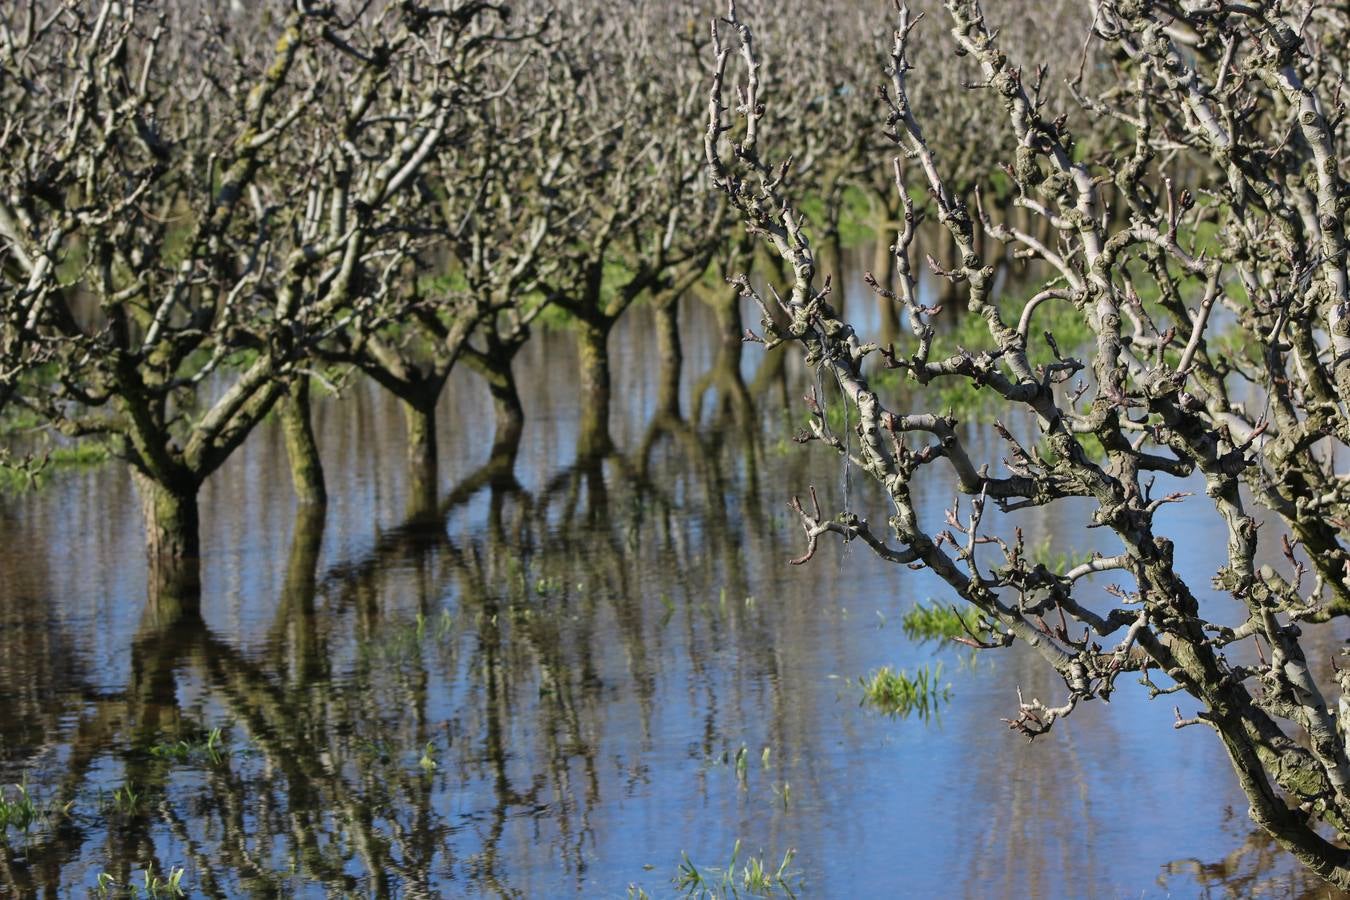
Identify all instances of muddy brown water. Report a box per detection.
[0,266,1342,897]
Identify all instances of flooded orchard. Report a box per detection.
[7,0,1350,893]
[0,268,1336,897]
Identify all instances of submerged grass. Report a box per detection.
[900,601,987,644]
[109,784,144,815]
[49,442,112,466]
[94,866,187,898]
[358,608,456,664]
[418,741,438,774]
[671,840,801,899]
[0,405,44,435]
[863,284,1098,424]
[0,781,39,836]
[858,664,951,720]
[146,727,228,765]
[1027,536,1096,574]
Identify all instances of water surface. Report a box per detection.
[0,260,1343,897]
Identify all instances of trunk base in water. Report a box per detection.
[483,358,524,460]
[281,377,328,507]
[576,318,614,459]
[134,470,203,611]
[401,397,440,521]
[279,504,326,679]
[465,345,526,487]
[654,300,683,420]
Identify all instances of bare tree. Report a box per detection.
[0,0,489,595]
[447,66,575,464]
[311,3,563,519]
[523,0,728,460]
[709,0,1350,887]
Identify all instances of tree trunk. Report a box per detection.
[654,299,683,420]
[712,293,752,425]
[278,503,326,683]
[871,226,902,346]
[481,356,524,459]
[401,396,439,520]
[134,470,202,610]
[463,346,525,488]
[576,316,614,459]
[749,343,789,407]
[283,503,325,611]
[280,376,327,507]
[820,231,845,313]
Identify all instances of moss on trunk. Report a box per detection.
[576,316,614,459]
[401,396,439,520]
[134,469,202,608]
[280,377,327,507]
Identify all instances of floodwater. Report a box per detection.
[0,256,1345,898]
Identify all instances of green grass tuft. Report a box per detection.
[858,664,951,719]
[0,781,39,836]
[1026,536,1096,573]
[146,727,228,765]
[901,601,987,644]
[672,839,801,899]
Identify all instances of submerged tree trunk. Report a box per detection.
[401,395,439,520]
[481,357,524,459]
[748,343,789,408]
[464,345,526,487]
[483,413,523,488]
[576,316,614,459]
[278,503,326,683]
[711,292,752,425]
[134,469,202,613]
[872,234,901,345]
[819,230,845,313]
[283,503,325,610]
[654,298,683,420]
[280,376,327,507]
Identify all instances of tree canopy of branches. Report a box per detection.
[315,4,552,517]
[0,0,505,594]
[521,1,730,460]
[708,0,1350,888]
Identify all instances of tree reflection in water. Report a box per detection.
[1159,806,1348,899]
[0,288,1330,897]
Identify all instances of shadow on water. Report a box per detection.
[0,259,1344,897]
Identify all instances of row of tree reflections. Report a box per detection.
[0,286,835,895]
[0,0,1103,608]
[0,294,1331,896]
